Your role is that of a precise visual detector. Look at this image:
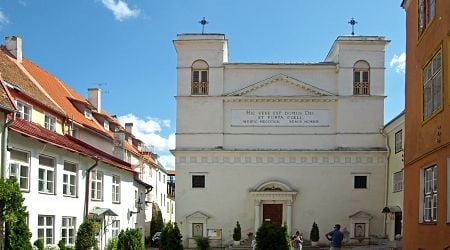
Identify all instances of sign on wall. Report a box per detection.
[231,109,329,127]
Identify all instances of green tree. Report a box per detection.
[159,222,183,250]
[150,210,164,238]
[233,221,241,241]
[194,236,210,250]
[0,178,32,250]
[75,220,99,250]
[117,228,144,250]
[255,223,289,250]
[310,221,320,242]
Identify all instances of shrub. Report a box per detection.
[44,244,60,250]
[75,220,99,250]
[58,240,66,250]
[106,236,118,250]
[1,178,32,250]
[117,228,144,250]
[233,221,241,241]
[150,210,164,238]
[34,239,44,250]
[255,223,289,250]
[159,222,183,250]
[194,236,210,250]
[310,221,320,242]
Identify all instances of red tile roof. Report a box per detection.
[0,47,64,115]
[0,80,17,112]
[167,170,176,175]
[21,58,111,137]
[10,118,132,172]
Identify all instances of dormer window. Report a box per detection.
[191,60,209,95]
[84,109,92,119]
[44,114,56,131]
[353,60,370,95]
[16,100,32,121]
[104,120,110,130]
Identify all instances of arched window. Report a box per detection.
[191,60,209,95]
[353,60,370,95]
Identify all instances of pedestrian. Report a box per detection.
[325,224,344,250]
[292,231,303,250]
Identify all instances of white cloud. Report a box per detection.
[0,10,9,26]
[390,52,406,73]
[100,0,140,21]
[117,113,175,169]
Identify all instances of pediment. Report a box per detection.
[186,211,210,220]
[349,211,373,219]
[226,74,334,97]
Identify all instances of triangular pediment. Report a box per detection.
[186,211,210,220]
[226,74,334,97]
[349,211,373,219]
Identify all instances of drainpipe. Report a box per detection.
[379,127,390,238]
[84,158,99,220]
[1,112,15,179]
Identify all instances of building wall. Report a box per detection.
[174,34,389,246]
[8,131,138,247]
[384,112,404,240]
[403,0,450,248]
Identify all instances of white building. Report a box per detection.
[173,33,389,246]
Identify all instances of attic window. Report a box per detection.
[104,120,110,130]
[84,109,92,119]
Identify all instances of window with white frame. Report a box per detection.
[44,113,56,131]
[38,155,55,194]
[63,162,77,197]
[38,215,54,245]
[191,60,209,95]
[84,109,92,119]
[423,49,441,120]
[112,220,120,237]
[16,100,32,121]
[112,175,121,203]
[393,170,403,192]
[9,149,30,191]
[353,60,370,95]
[423,165,437,222]
[91,170,103,200]
[395,130,403,153]
[104,120,109,130]
[61,217,76,245]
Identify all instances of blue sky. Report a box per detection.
[0,0,406,169]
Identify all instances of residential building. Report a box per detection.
[382,111,404,241]
[0,36,169,248]
[401,0,450,248]
[173,33,389,247]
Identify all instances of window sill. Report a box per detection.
[63,194,78,198]
[420,222,437,225]
[38,191,56,195]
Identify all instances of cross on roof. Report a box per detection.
[348,17,358,36]
[199,17,208,34]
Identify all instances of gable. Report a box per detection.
[226,74,335,97]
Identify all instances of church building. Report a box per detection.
[172,33,389,247]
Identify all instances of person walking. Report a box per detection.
[292,231,303,250]
[325,224,344,250]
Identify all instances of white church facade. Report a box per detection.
[172,33,390,246]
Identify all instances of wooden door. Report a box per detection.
[263,204,283,226]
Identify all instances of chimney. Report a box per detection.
[125,123,133,134]
[5,36,22,63]
[88,88,101,112]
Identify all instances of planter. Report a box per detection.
[311,241,319,246]
[233,240,240,246]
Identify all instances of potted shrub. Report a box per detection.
[233,221,241,246]
[310,221,320,246]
